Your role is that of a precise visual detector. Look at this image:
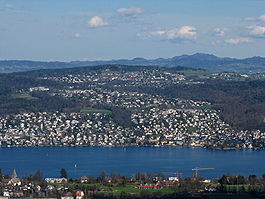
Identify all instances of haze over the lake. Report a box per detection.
[0,0,265,61]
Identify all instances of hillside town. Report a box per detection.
[1,67,265,149]
[0,91,265,149]
[0,108,264,149]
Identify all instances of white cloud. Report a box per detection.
[248,25,265,37]
[244,14,265,21]
[151,30,166,36]
[244,17,256,21]
[88,16,108,27]
[213,28,228,36]
[5,4,14,9]
[225,37,252,45]
[116,7,143,16]
[258,14,265,21]
[177,26,197,38]
[74,33,81,38]
[150,26,197,40]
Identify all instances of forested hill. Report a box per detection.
[1,53,265,73]
[1,64,265,131]
[2,64,265,148]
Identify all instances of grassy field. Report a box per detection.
[109,185,175,195]
[67,182,175,196]
[187,127,199,133]
[195,104,214,110]
[223,184,265,193]
[58,182,264,198]
[180,70,212,77]
[204,193,259,199]
[80,107,112,114]
[12,93,38,100]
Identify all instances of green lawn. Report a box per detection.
[104,184,176,196]
[66,182,175,196]
[180,70,212,77]
[195,104,214,110]
[204,193,258,199]
[55,183,264,198]
[187,127,199,133]
[223,184,265,192]
[12,93,38,100]
[80,107,112,114]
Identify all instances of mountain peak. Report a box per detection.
[190,53,218,60]
[132,57,146,61]
[171,53,219,62]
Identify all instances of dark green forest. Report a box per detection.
[137,79,265,130]
[1,65,265,131]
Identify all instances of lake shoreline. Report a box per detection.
[0,143,263,151]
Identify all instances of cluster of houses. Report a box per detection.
[0,170,170,198]
[0,100,264,149]
[0,111,133,147]
[131,107,265,149]
[0,170,85,199]
[42,68,186,89]
[1,68,265,149]
[0,168,220,199]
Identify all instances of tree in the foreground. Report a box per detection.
[98,170,107,182]
[60,168,68,179]
[0,168,2,182]
[33,170,43,182]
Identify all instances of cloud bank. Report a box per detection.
[248,25,265,37]
[225,37,251,45]
[150,26,197,40]
[88,16,108,27]
[116,7,143,16]
[244,14,265,21]
[214,28,228,36]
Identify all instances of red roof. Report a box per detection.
[137,185,161,189]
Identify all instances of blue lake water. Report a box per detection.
[0,146,264,179]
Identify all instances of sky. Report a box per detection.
[0,0,265,61]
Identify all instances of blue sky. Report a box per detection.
[0,0,265,61]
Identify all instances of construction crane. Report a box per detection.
[163,172,183,179]
[192,168,214,178]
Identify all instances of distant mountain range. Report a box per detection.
[1,53,265,73]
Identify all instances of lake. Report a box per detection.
[0,146,264,179]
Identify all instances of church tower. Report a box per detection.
[12,169,17,179]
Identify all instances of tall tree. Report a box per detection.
[60,168,68,179]
[98,171,107,182]
[248,174,257,185]
[0,168,3,182]
[33,170,43,182]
